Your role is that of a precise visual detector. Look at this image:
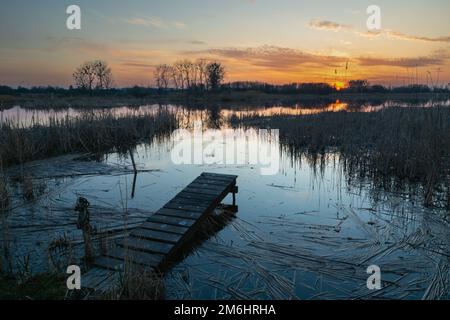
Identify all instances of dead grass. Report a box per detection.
[232,106,450,207]
[0,109,177,168]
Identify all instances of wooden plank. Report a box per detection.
[164,202,209,212]
[165,199,210,210]
[82,267,117,290]
[141,221,188,235]
[117,237,174,254]
[181,186,223,196]
[148,213,196,227]
[188,182,229,190]
[94,256,125,271]
[192,176,232,186]
[149,213,197,227]
[169,196,212,207]
[131,227,181,244]
[94,272,121,293]
[201,172,237,180]
[175,191,218,202]
[105,247,162,268]
[157,208,203,220]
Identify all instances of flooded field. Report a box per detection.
[0,101,449,300]
[2,99,450,128]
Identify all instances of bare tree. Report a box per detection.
[153,59,225,91]
[73,62,96,90]
[206,62,225,91]
[73,60,113,90]
[92,60,113,89]
[154,64,171,90]
[196,59,208,90]
[173,61,186,89]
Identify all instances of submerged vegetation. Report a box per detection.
[0,109,177,168]
[232,106,450,208]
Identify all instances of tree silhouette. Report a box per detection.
[73,60,113,90]
[206,62,225,91]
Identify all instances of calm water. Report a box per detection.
[2,99,450,127]
[1,102,449,300]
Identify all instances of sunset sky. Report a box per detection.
[1,0,450,87]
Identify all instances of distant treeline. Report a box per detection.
[224,81,450,94]
[1,81,449,97]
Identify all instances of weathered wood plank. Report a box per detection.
[175,191,218,202]
[164,202,209,212]
[131,227,182,244]
[157,208,203,220]
[192,176,232,186]
[148,213,196,227]
[94,256,125,271]
[94,272,121,293]
[168,196,212,207]
[105,247,162,268]
[117,236,174,254]
[141,221,189,235]
[201,172,237,181]
[188,182,229,190]
[82,267,118,291]
[182,186,223,196]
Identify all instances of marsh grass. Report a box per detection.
[0,109,177,168]
[114,268,165,300]
[0,272,66,300]
[0,176,8,213]
[232,106,450,207]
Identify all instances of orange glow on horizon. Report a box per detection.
[332,81,347,91]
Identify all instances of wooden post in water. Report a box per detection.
[75,197,95,263]
[129,149,138,199]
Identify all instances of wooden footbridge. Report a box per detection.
[83,172,238,292]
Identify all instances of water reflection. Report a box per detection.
[2,98,450,128]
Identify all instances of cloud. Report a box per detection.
[184,45,349,71]
[122,17,187,30]
[117,59,153,69]
[357,51,450,68]
[385,31,450,43]
[173,21,187,29]
[187,40,206,45]
[308,20,351,32]
[309,19,450,43]
[123,17,165,28]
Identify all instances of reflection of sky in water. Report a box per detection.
[2,99,450,128]
[2,105,448,300]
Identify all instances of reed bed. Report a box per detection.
[0,109,177,168]
[231,106,450,207]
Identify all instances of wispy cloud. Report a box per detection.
[186,45,448,72]
[309,19,450,43]
[123,17,165,28]
[187,40,206,45]
[308,20,351,32]
[385,31,450,43]
[122,16,187,30]
[357,50,450,68]
[173,21,187,29]
[184,45,348,70]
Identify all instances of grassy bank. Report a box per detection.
[1,91,449,109]
[0,109,177,168]
[231,106,450,208]
[0,273,66,300]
